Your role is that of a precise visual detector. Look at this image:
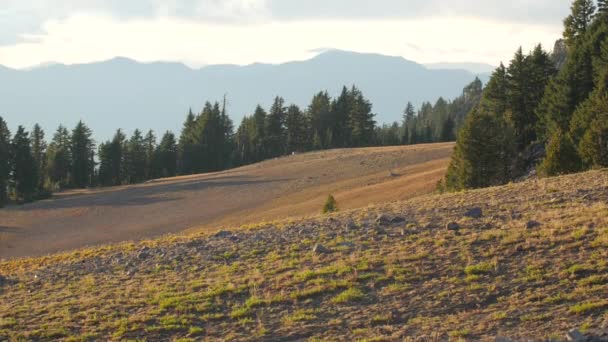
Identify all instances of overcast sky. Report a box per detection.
[0,0,571,69]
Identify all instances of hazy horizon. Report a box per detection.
[1,1,569,69]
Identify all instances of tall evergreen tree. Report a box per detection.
[348,86,376,147]
[0,117,11,207]
[46,125,71,189]
[402,102,415,144]
[285,104,310,152]
[144,130,157,180]
[265,97,287,158]
[307,92,332,149]
[125,129,146,183]
[11,126,38,203]
[70,121,95,188]
[331,87,352,147]
[564,0,596,48]
[31,124,47,192]
[156,131,177,178]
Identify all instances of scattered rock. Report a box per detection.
[390,216,406,224]
[375,214,392,225]
[495,337,513,342]
[137,246,151,260]
[446,222,461,231]
[0,275,6,286]
[214,230,233,238]
[464,207,483,219]
[566,329,586,342]
[312,244,332,254]
[346,221,359,231]
[526,220,541,229]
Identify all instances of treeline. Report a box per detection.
[0,79,482,207]
[442,0,608,191]
[374,77,483,146]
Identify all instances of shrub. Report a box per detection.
[323,194,338,214]
[538,129,583,176]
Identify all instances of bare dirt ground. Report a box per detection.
[0,143,453,259]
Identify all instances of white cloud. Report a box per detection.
[0,13,561,69]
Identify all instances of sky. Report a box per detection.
[0,0,572,69]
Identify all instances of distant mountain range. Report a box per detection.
[0,50,490,141]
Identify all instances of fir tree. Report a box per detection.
[564,0,596,48]
[70,121,95,188]
[125,129,147,183]
[31,124,47,192]
[307,92,332,148]
[0,117,11,207]
[440,115,456,142]
[322,195,338,214]
[46,125,71,189]
[538,129,583,176]
[144,130,157,180]
[348,86,376,147]
[11,126,38,203]
[157,131,177,178]
[285,104,310,152]
[265,97,287,158]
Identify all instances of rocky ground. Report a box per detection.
[1,170,608,341]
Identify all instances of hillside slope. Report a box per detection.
[0,144,452,259]
[1,170,607,341]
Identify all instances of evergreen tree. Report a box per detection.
[252,105,268,161]
[125,129,147,183]
[144,130,157,180]
[307,92,332,149]
[440,115,456,142]
[156,131,177,178]
[46,125,71,189]
[331,87,352,147]
[70,121,95,188]
[0,117,11,207]
[285,104,310,152]
[109,129,127,185]
[538,129,583,176]
[444,110,516,190]
[348,86,376,146]
[11,126,38,203]
[31,124,47,192]
[402,102,415,144]
[322,195,338,214]
[265,97,287,158]
[178,109,198,175]
[564,0,596,48]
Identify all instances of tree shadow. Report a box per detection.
[10,175,292,211]
[0,226,22,234]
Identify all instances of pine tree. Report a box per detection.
[538,129,583,176]
[31,124,47,192]
[144,130,157,180]
[564,0,596,48]
[402,102,415,144]
[11,126,38,203]
[125,129,146,183]
[331,87,352,147]
[307,92,332,149]
[440,115,456,142]
[46,125,71,189]
[109,129,126,185]
[252,105,267,161]
[285,104,310,152]
[322,195,338,214]
[348,86,376,147]
[70,121,95,188]
[157,131,177,178]
[444,110,516,190]
[265,97,287,158]
[0,117,11,207]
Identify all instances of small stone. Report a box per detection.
[446,222,461,231]
[566,329,586,342]
[526,220,541,229]
[495,338,513,342]
[464,207,483,219]
[312,244,332,254]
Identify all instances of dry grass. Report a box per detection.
[0,169,607,341]
[0,143,452,259]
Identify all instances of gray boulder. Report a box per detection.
[464,207,483,219]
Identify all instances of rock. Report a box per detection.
[495,338,513,342]
[446,222,461,231]
[464,207,483,219]
[0,275,6,286]
[346,221,359,231]
[137,246,151,260]
[526,220,541,229]
[390,216,406,224]
[312,244,332,254]
[566,329,586,342]
[214,230,233,238]
[375,214,392,225]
